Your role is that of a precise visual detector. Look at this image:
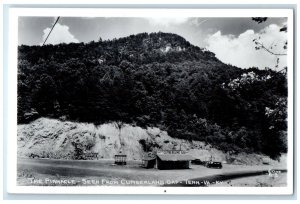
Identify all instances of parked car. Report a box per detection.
[29,153,40,159]
[262,157,270,165]
[191,159,204,165]
[205,161,222,169]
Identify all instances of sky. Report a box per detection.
[18,17,287,70]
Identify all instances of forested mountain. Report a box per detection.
[17,32,287,159]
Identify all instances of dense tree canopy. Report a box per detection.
[18,32,288,159]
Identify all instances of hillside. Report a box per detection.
[17,32,288,159]
[18,117,282,166]
[17,118,212,160]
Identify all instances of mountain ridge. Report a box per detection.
[19,32,219,66]
[17,32,287,159]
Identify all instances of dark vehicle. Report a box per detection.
[29,153,40,159]
[191,159,204,165]
[205,161,222,169]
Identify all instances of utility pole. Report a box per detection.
[42,17,60,46]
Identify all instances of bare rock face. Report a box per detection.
[17,118,212,160]
[18,117,282,166]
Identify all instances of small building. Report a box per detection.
[84,152,99,160]
[114,154,127,165]
[142,154,156,169]
[156,154,194,170]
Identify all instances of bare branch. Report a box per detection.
[255,41,287,56]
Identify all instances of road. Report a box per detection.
[18,157,143,178]
[17,158,287,186]
[164,169,287,186]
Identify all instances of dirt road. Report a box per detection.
[17,158,287,186]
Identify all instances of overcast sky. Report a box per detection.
[18,17,287,70]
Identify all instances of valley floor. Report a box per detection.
[17,157,287,187]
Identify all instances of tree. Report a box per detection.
[252,17,288,72]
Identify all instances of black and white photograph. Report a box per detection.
[7,8,294,194]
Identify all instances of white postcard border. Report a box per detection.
[6,8,294,195]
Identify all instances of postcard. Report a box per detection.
[6,7,294,194]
